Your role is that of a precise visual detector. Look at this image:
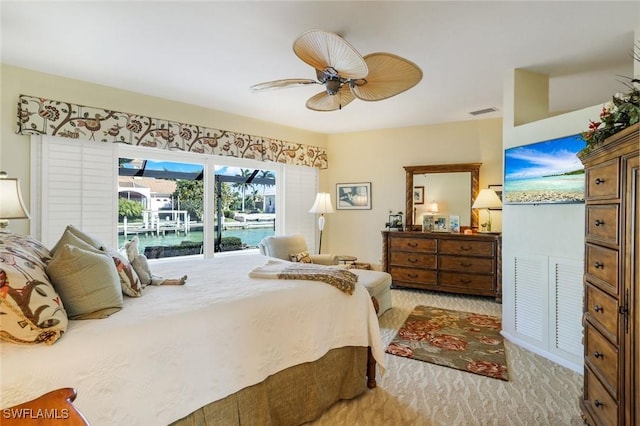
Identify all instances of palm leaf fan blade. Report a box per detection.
[306,85,355,111]
[351,53,422,101]
[293,30,368,79]
[250,79,318,91]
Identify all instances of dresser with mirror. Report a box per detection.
[382,162,502,302]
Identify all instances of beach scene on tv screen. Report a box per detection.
[504,134,586,204]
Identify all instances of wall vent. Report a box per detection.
[469,107,498,116]
[514,255,546,342]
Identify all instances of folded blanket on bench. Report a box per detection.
[249,260,357,295]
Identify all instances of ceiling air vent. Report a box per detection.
[469,107,498,116]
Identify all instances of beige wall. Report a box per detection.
[0,64,327,235]
[323,118,503,265]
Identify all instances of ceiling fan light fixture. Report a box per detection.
[250,30,422,111]
[325,78,341,95]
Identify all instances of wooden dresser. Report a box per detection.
[381,231,502,301]
[578,123,638,426]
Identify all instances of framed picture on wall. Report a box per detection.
[336,182,372,210]
[413,186,425,204]
[488,184,503,205]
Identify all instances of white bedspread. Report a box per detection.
[0,254,385,425]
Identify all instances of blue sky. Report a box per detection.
[504,134,585,180]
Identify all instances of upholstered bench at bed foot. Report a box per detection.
[350,269,392,317]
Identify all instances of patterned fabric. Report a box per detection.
[386,305,509,380]
[289,250,312,263]
[0,232,68,345]
[106,249,142,297]
[17,95,328,169]
[278,264,357,295]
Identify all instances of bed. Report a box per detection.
[0,232,385,425]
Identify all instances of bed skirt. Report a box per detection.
[171,346,370,425]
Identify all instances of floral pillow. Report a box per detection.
[0,232,68,345]
[289,250,312,263]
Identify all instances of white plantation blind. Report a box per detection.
[32,136,117,249]
[283,164,318,252]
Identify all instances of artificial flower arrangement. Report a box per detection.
[581,46,640,151]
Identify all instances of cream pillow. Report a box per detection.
[50,225,105,255]
[46,245,123,320]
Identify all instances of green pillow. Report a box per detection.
[50,225,105,255]
[46,245,123,320]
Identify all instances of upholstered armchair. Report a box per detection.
[258,234,338,265]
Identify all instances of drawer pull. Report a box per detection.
[460,262,472,267]
[594,261,604,269]
[460,279,472,284]
[594,304,603,313]
[594,400,604,408]
[595,178,605,185]
[408,273,418,278]
[408,258,418,263]
[593,351,603,359]
[460,246,472,251]
[407,242,418,248]
[594,219,605,227]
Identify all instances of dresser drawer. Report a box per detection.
[439,255,494,274]
[585,322,619,398]
[585,283,618,342]
[389,237,436,253]
[585,244,619,294]
[585,158,619,200]
[584,367,618,426]
[586,204,619,246]
[390,252,436,268]
[438,272,494,291]
[390,266,437,285]
[439,239,493,256]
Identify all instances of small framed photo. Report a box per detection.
[433,215,448,232]
[336,182,372,210]
[413,186,424,205]
[449,215,460,233]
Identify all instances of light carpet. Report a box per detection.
[309,288,583,426]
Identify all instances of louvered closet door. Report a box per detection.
[283,164,319,253]
[32,136,117,250]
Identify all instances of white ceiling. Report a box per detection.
[2,1,639,134]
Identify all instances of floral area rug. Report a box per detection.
[386,305,509,381]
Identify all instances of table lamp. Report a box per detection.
[309,192,334,254]
[472,188,502,232]
[0,171,30,230]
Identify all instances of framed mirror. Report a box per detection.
[404,163,481,230]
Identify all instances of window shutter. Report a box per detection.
[283,165,318,252]
[32,136,117,249]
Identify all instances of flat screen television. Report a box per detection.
[504,134,586,205]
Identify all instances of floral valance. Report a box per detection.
[16,95,328,169]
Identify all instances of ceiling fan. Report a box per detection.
[250,30,423,111]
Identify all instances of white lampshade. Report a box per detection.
[429,201,439,214]
[472,189,502,210]
[0,175,30,229]
[309,192,334,214]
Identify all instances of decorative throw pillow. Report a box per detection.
[0,232,68,345]
[50,225,105,255]
[290,250,312,263]
[124,236,187,286]
[104,248,142,297]
[46,244,123,320]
